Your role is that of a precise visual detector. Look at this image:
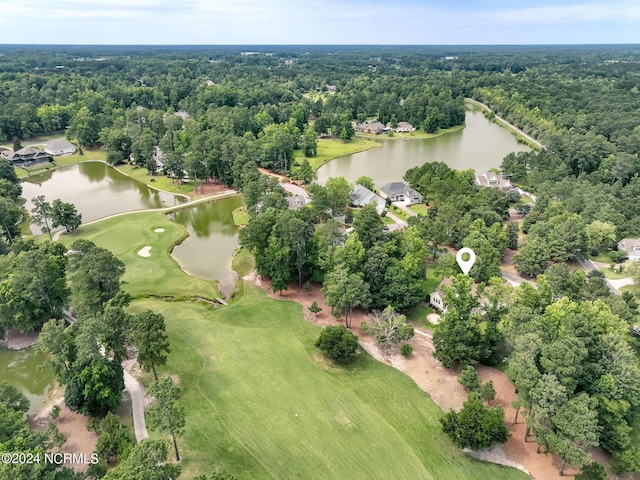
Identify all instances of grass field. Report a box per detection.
[116,164,196,196]
[128,289,528,480]
[295,137,380,170]
[406,304,437,330]
[59,211,220,300]
[389,205,411,222]
[232,206,250,226]
[231,248,255,277]
[409,204,429,216]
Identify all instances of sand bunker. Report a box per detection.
[137,246,152,257]
[154,228,165,233]
[427,313,441,325]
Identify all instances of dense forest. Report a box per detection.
[2,44,640,478]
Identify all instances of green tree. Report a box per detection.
[65,357,125,417]
[432,275,487,367]
[51,199,82,232]
[95,412,132,464]
[353,203,387,249]
[479,380,496,402]
[361,306,414,354]
[302,126,318,157]
[322,266,370,328]
[324,176,352,218]
[506,222,519,250]
[513,238,549,277]
[67,240,125,317]
[0,380,30,413]
[0,195,22,242]
[309,301,322,317]
[147,377,185,462]
[355,176,375,191]
[315,325,359,363]
[575,461,606,480]
[547,393,600,476]
[440,393,510,450]
[30,195,54,240]
[585,220,616,254]
[129,310,171,381]
[103,438,181,480]
[458,365,481,391]
[298,158,315,184]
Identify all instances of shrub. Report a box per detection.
[458,365,481,391]
[400,343,413,356]
[479,380,496,402]
[609,250,628,264]
[575,461,606,480]
[315,325,359,363]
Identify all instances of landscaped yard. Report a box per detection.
[409,203,429,216]
[406,304,437,330]
[389,205,411,222]
[127,288,528,480]
[117,163,196,196]
[15,148,108,178]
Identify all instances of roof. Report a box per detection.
[44,138,76,153]
[618,238,640,255]
[475,172,513,189]
[287,195,308,210]
[352,184,384,208]
[380,181,410,196]
[16,146,42,156]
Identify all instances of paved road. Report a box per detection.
[576,256,623,295]
[123,359,148,442]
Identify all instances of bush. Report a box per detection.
[479,380,496,402]
[458,365,481,391]
[575,461,606,480]
[609,250,628,264]
[611,448,640,475]
[400,343,413,356]
[315,325,359,363]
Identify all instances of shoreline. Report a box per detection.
[465,98,544,149]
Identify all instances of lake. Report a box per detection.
[316,103,531,186]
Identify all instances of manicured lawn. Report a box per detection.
[231,248,255,277]
[381,215,396,224]
[117,164,195,196]
[389,205,411,222]
[232,206,250,226]
[601,266,633,280]
[128,289,528,480]
[589,249,615,263]
[406,304,437,330]
[58,211,220,300]
[409,203,430,216]
[357,125,464,142]
[295,137,380,171]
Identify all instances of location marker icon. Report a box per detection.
[456,248,476,275]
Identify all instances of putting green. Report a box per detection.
[60,211,220,300]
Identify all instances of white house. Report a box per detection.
[44,138,76,156]
[379,182,423,206]
[617,238,640,261]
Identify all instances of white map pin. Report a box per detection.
[456,248,476,275]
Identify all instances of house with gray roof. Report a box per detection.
[475,172,513,190]
[617,238,640,261]
[352,184,385,213]
[0,146,51,166]
[44,138,76,156]
[379,181,423,205]
[287,194,308,211]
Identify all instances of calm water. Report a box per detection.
[316,104,531,186]
[0,346,55,416]
[169,196,245,286]
[21,162,186,233]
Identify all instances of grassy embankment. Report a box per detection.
[294,137,380,171]
[231,206,250,227]
[409,203,429,216]
[15,149,108,179]
[63,210,527,480]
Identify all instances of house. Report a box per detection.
[352,184,385,213]
[356,121,387,135]
[475,172,513,190]
[429,277,480,312]
[44,138,76,156]
[617,238,640,261]
[287,194,308,211]
[0,146,52,167]
[379,182,423,205]
[395,122,414,133]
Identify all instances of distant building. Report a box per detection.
[0,146,51,167]
[475,172,513,190]
[356,121,387,135]
[617,238,640,262]
[429,277,481,312]
[379,182,423,205]
[44,138,76,156]
[352,184,385,213]
[394,122,414,133]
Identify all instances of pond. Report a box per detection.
[21,162,186,234]
[0,346,55,417]
[316,103,531,186]
[169,196,245,292]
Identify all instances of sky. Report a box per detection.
[0,0,639,45]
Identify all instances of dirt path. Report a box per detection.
[252,277,598,480]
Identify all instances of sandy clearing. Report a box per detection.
[137,246,151,257]
[154,228,165,233]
